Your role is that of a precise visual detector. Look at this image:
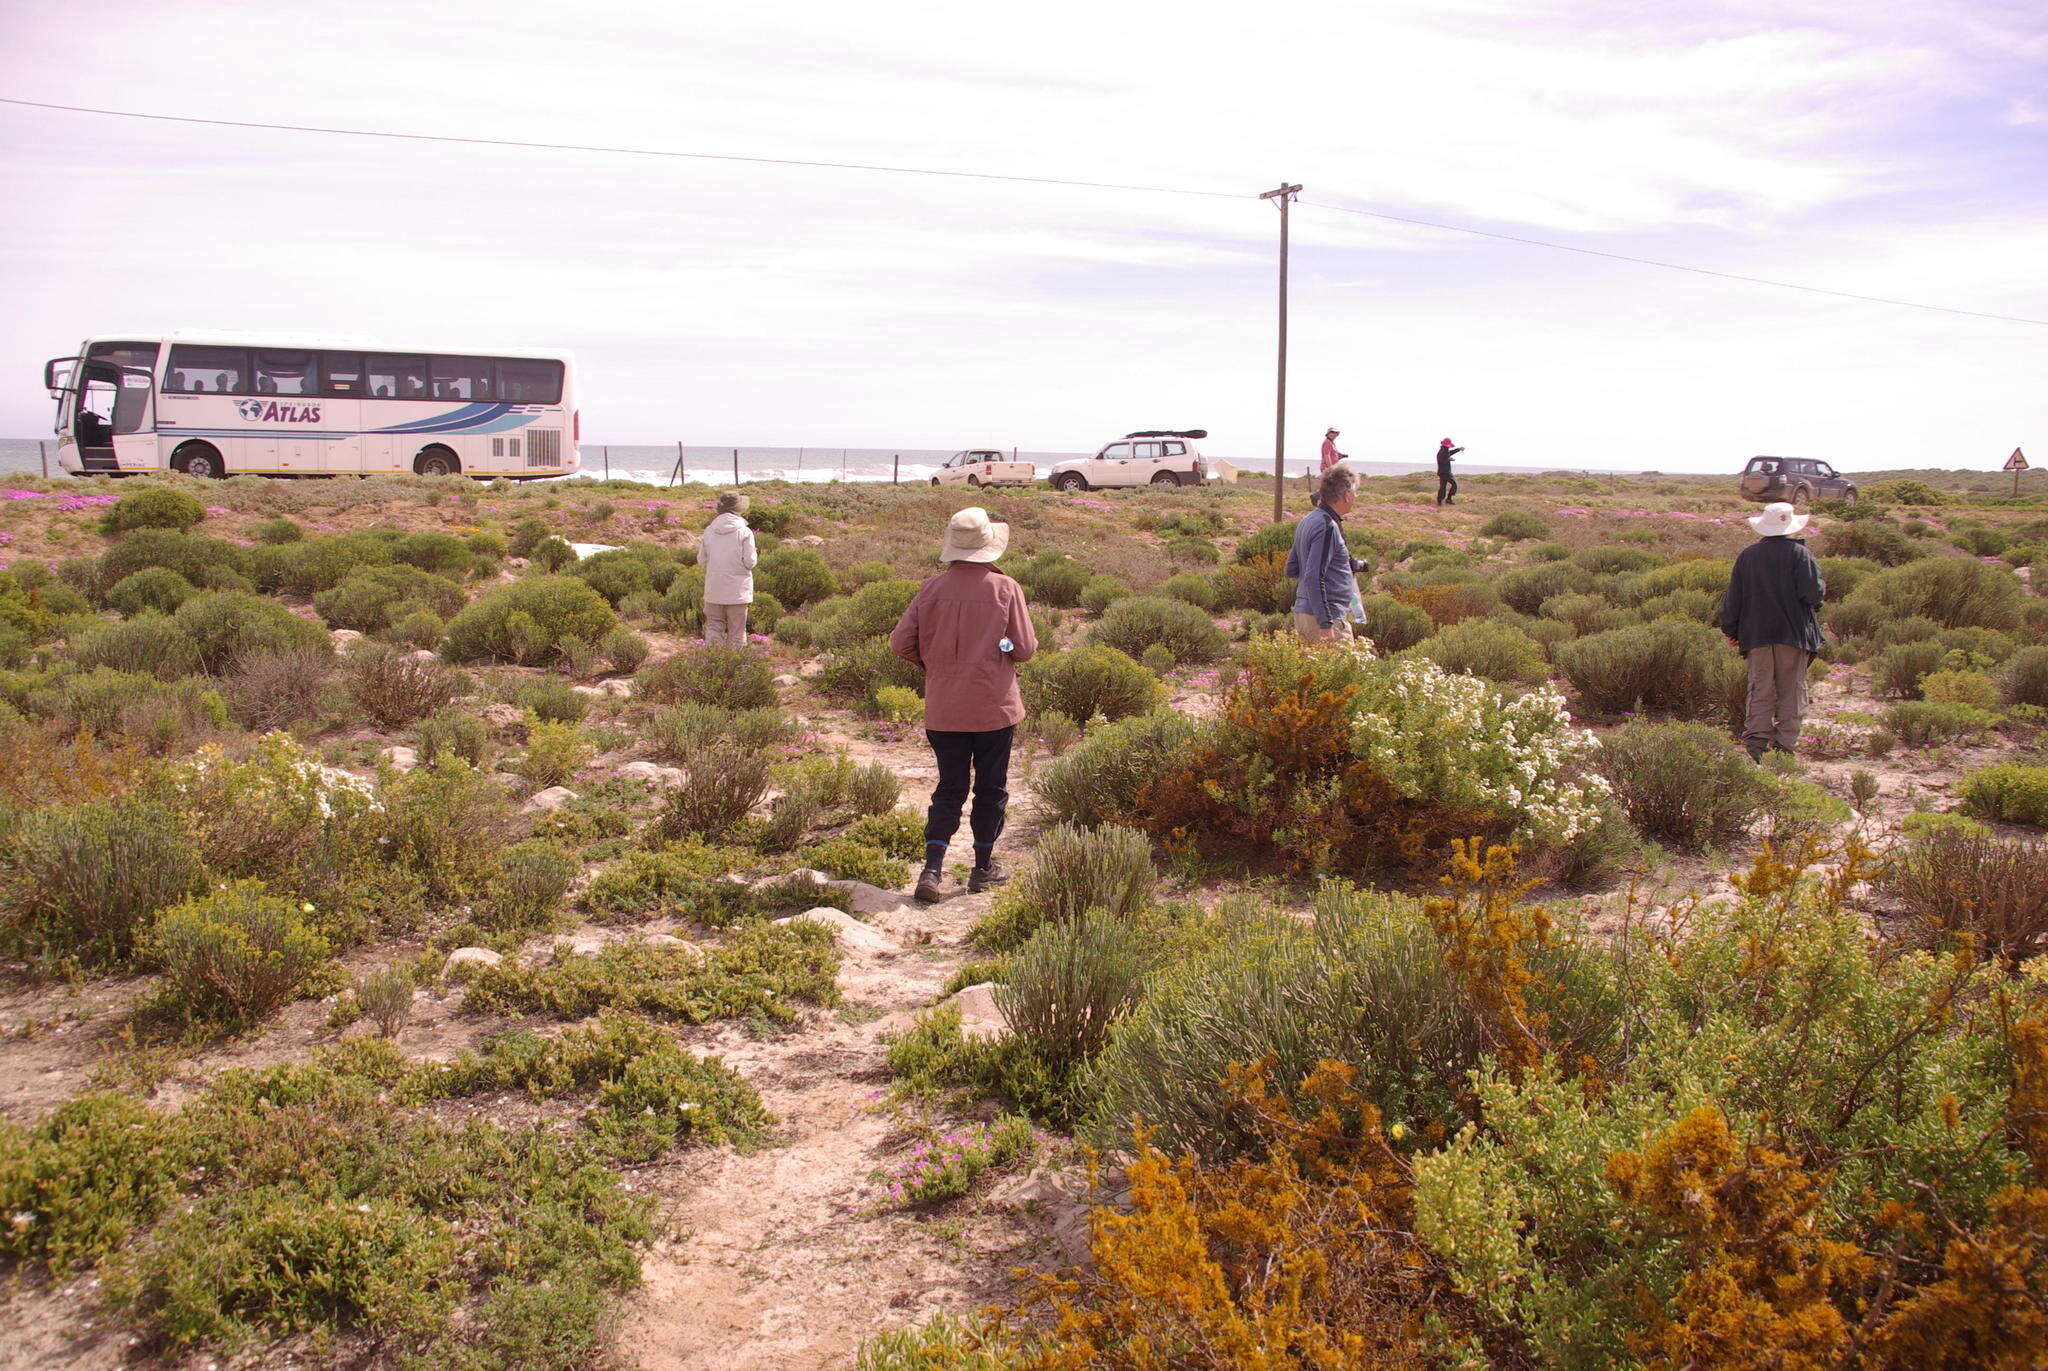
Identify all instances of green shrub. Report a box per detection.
[843,809,923,861]
[514,720,590,790]
[1957,764,2048,828]
[344,642,461,728]
[417,706,496,769]
[798,579,919,648]
[601,625,649,674]
[531,535,577,571]
[1817,555,1879,602]
[1595,721,1768,847]
[1036,710,1198,828]
[385,608,445,651]
[99,529,250,592]
[1871,612,1941,646]
[638,644,778,709]
[250,516,303,544]
[377,758,522,904]
[1077,575,1129,615]
[173,592,330,674]
[1881,699,2000,746]
[221,648,333,731]
[1554,619,1740,719]
[580,849,754,924]
[513,677,588,723]
[2003,646,2048,708]
[69,612,203,680]
[1865,478,1947,506]
[801,837,910,888]
[150,881,333,1029]
[1021,645,1165,723]
[1418,618,1546,686]
[1879,824,2048,966]
[1086,595,1225,665]
[483,840,577,933]
[1569,544,1663,575]
[101,486,205,535]
[817,638,924,710]
[645,703,794,762]
[1231,522,1295,564]
[564,546,676,605]
[1876,640,1946,699]
[756,546,838,608]
[847,761,901,817]
[104,567,198,617]
[507,516,553,558]
[1477,510,1550,541]
[442,576,617,665]
[3,798,203,965]
[391,530,479,579]
[1351,594,1431,653]
[462,921,839,1024]
[973,823,1155,951]
[352,965,414,1038]
[1497,560,1593,615]
[313,564,466,631]
[1816,521,1918,565]
[248,532,398,596]
[1158,572,1216,610]
[0,1092,182,1275]
[1851,556,2025,630]
[1010,551,1088,607]
[1919,668,2000,710]
[652,741,771,840]
[997,909,1148,1075]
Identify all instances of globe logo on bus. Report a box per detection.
[235,399,266,420]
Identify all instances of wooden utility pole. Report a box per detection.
[1261,182,1302,523]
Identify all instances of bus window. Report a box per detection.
[431,356,494,401]
[254,351,315,396]
[495,358,563,404]
[319,352,365,396]
[86,341,161,372]
[113,373,151,434]
[165,345,250,395]
[366,355,428,400]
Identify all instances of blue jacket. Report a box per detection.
[1284,504,1357,629]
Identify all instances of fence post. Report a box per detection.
[733,448,740,486]
[602,445,609,480]
[893,454,899,484]
[39,440,49,478]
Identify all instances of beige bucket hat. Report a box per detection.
[939,506,1010,563]
[1748,501,1809,537]
[715,490,750,516]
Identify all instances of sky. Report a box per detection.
[0,0,2043,472]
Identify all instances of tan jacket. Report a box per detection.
[889,563,1038,732]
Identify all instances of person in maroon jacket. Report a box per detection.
[890,507,1040,904]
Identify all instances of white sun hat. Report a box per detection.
[938,506,1010,563]
[1748,501,1810,537]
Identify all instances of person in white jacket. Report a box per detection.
[698,491,757,647]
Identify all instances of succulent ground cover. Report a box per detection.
[0,464,2043,1368]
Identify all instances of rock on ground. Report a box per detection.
[946,983,1009,1042]
[773,907,897,956]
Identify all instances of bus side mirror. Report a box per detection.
[44,357,80,395]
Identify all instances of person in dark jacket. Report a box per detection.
[1435,438,1464,506]
[1717,501,1826,761]
[1284,467,1359,641]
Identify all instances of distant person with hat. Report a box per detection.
[1718,501,1826,761]
[1435,438,1464,507]
[890,507,1040,903]
[699,490,757,647]
[1320,428,1348,473]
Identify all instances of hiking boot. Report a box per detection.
[968,862,1009,894]
[914,869,945,905]
[1745,736,1769,763]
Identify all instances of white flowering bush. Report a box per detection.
[153,731,381,881]
[1350,655,1610,847]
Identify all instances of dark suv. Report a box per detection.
[1738,456,1857,505]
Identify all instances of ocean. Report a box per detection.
[0,437,1579,486]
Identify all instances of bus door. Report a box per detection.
[73,363,155,472]
[315,352,365,473]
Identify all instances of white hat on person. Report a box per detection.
[1748,501,1810,537]
[939,506,1010,563]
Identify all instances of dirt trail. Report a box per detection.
[619,886,1058,1371]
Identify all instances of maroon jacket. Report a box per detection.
[889,562,1038,732]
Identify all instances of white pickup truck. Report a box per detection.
[931,449,1037,488]
[1047,430,1211,491]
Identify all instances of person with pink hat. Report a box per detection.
[1717,502,1826,761]
[1435,438,1464,507]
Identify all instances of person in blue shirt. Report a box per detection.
[1284,466,1360,641]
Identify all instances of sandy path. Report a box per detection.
[618,886,1058,1371]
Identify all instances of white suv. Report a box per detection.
[1048,430,1210,491]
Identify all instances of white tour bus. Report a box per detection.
[43,332,581,480]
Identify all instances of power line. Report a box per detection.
[1302,199,2048,327]
[5,94,2045,328]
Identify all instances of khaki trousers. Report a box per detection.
[1743,643,1810,751]
[704,603,749,647]
[1292,613,1352,645]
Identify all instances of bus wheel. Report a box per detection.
[174,442,227,479]
[414,447,460,477]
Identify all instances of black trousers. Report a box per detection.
[923,725,1015,854]
[1436,472,1457,504]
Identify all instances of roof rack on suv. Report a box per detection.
[1124,429,1207,439]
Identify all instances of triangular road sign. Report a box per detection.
[2007,447,2029,471]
